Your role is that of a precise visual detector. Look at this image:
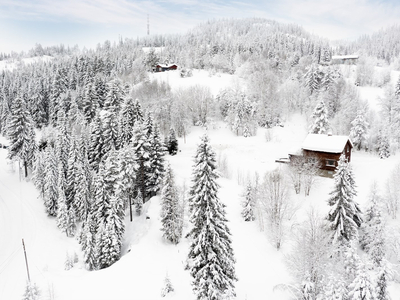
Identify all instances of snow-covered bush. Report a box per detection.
[161,274,174,297]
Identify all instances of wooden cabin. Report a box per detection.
[154,64,178,72]
[298,134,353,172]
[331,55,359,64]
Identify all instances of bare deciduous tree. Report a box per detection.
[384,163,400,219]
[259,169,294,250]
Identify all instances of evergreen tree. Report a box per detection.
[118,145,138,220]
[187,135,237,300]
[377,131,390,159]
[241,181,255,221]
[96,221,119,269]
[104,79,124,113]
[350,111,369,151]
[82,81,99,123]
[32,151,46,200]
[56,162,76,237]
[322,277,348,300]
[88,112,104,172]
[376,267,390,300]
[55,110,71,177]
[147,125,166,196]
[309,99,330,134]
[73,158,90,222]
[22,281,40,300]
[161,274,175,297]
[395,76,400,98]
[93,163,110,229]
[119,96,141,147]
[102,109,120,157]
[327,155,362,243]
[66,133,80,209]
[143,111,154,138]
[160,163,182,244]
[44,146,59,217]
[348,262,376,300]
[80,211,98,271]
[304,64,321,95]
[132,124,151,199]
[167,127,178,155]
[135,190,144,216]
[7,94,37,177]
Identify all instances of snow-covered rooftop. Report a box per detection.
[331,55,359,60]
[302,134,352,153]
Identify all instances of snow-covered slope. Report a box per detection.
[1,70,400,300]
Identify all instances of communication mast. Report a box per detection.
[147,14,150,35]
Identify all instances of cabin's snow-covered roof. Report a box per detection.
[302,134,352,153]
[157,63,177,68]
[331,55,359,60]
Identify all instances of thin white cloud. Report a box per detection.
[274,0,400,39]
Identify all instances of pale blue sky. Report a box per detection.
[0,0,399,54]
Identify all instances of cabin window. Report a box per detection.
[326,159,335,167]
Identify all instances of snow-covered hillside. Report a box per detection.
[1,83,399,300]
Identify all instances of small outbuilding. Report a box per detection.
[288,134,353,174]
[331,55,359,64]
[154,64,178,72]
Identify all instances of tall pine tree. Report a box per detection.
[160,163,182,244]
[186,135,237,300]
[327,155,362,243]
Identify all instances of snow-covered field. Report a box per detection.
[1,68,400,299]
[0,55,53,72]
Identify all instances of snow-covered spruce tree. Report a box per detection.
[57,161,71,236]
[350,110,369,151]
[327,155,362,243]
[186,134,237,300]
[320,276,348,300]
[241,181,255,221]
[88,112,104,172]
[82,81,99,123]
[348,262,376,300]
[103,79,124,113]
[80,211,98,271]
[376,266,390,300]
[55,110,71,177]
[22,281,40,300]
[95,159,125,269]
[160,162,182,244]
[147,125,166,196]
[101,109,120,157]
[161,273,175,297]
[134,190,144,216]
[118,145,138,221]
[304,64,321,95]
[132,124,151,199]
[44,146,59,217]
[119,96,142,147]
[32,151,46,200]
[309,99,330,134]
[7,94,37,177]
[377,131,390,159]
[167,127,178,155]
[143,111,154,138]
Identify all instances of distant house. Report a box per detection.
[331,55,359,64]
[288,134,353,174]
[154,64,178,72]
